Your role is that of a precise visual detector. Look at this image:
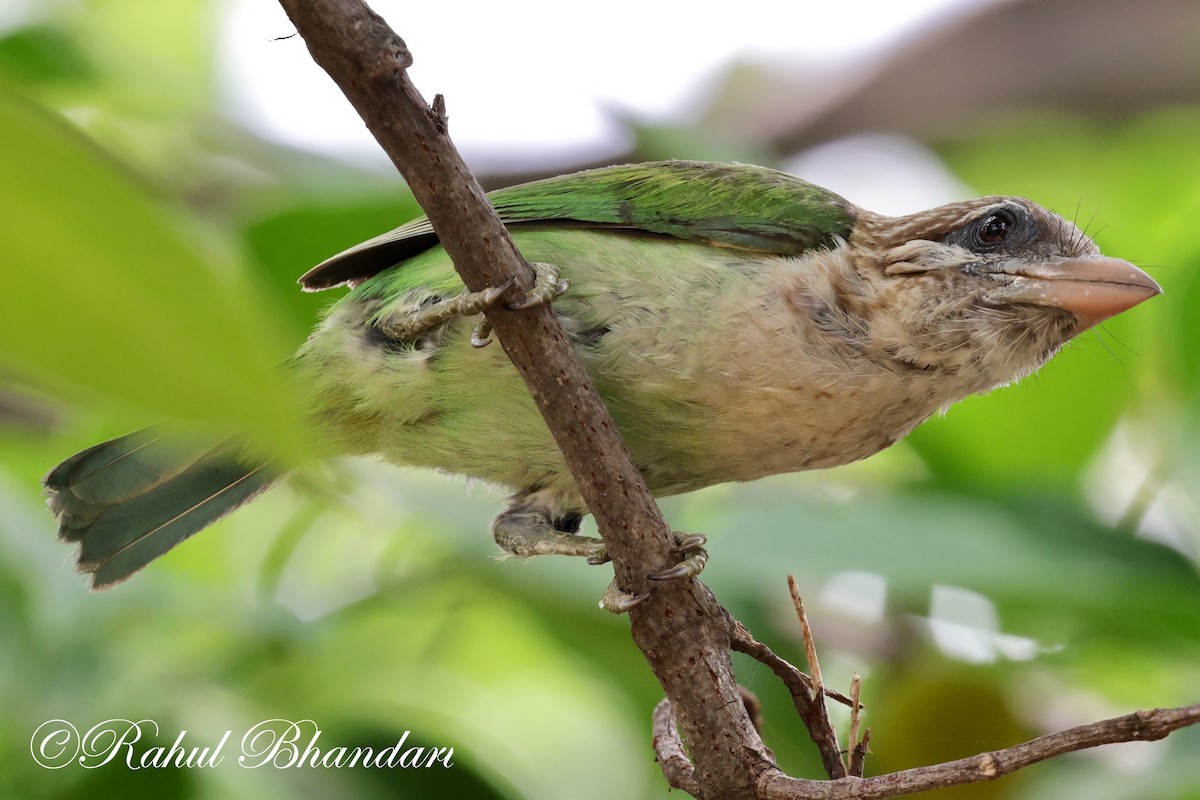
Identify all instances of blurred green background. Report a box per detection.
[1,1,1197,798]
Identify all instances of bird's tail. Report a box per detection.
[44,429,279,589]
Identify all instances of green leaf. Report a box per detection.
[0,92,302,452]
[241,197,423,334]
[0,26,96,86]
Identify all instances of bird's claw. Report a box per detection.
[600,581,650,614]
[470,320,493,348]
[480,277,518,306]
[507,262,570,310]
[469,263,567,347]
[650,533,708,581]
[492,507,708,613]
[600,533,708,613]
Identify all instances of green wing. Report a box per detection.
[299,161,858,290]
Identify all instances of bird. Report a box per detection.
[44,160,1161,596]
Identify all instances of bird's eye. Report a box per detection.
[977,213,1012,244]
[943,204,1036,255]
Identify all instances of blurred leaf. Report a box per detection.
[75,0,215,115]
[868,671,1033,798]
[906,338,1138,489]
[697,479,1200,667]
[246,583,652,800]
[241,197,422,335]
[0,92,303,451]
[0,26,96,86]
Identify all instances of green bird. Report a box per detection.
[44,161,1160,595]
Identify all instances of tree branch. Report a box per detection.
[275,0,771,796]
[648,695,1199,799]
[759,703,1200,799]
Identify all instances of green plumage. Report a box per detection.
[304,229,778,498]
[299,161,857,289]
[287,162,868,516]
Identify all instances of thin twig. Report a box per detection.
[657,694,1199,800]
[847,675,866,778]
[731,624,857,708]
[652,698,702,796]
[844,676,864,777]
[848,730,871,780]
[758,704,1200,799]
[742,687,767,735]
[790,579,846,779]
[731,620,847,779]
[789,576,824,698]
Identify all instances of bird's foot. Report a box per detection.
[492,506,707,613]
[492,507,609,563]
[601,581,650,614]
[380,278,516,341]
[600,533,708,613]
[650,533,708,582]
[470,262,569,347]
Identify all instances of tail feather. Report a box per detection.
[48,429,201,510]
[45,431,278,588]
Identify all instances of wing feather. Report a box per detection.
[299,160,856,290]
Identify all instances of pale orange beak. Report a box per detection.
[985,256,1162,330]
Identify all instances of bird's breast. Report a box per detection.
[683,375,941,486]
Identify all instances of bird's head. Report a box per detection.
[846,197,1161,390]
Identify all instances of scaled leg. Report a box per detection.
[491,506,609,563]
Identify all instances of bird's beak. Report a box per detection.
[985,256,1162,329]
